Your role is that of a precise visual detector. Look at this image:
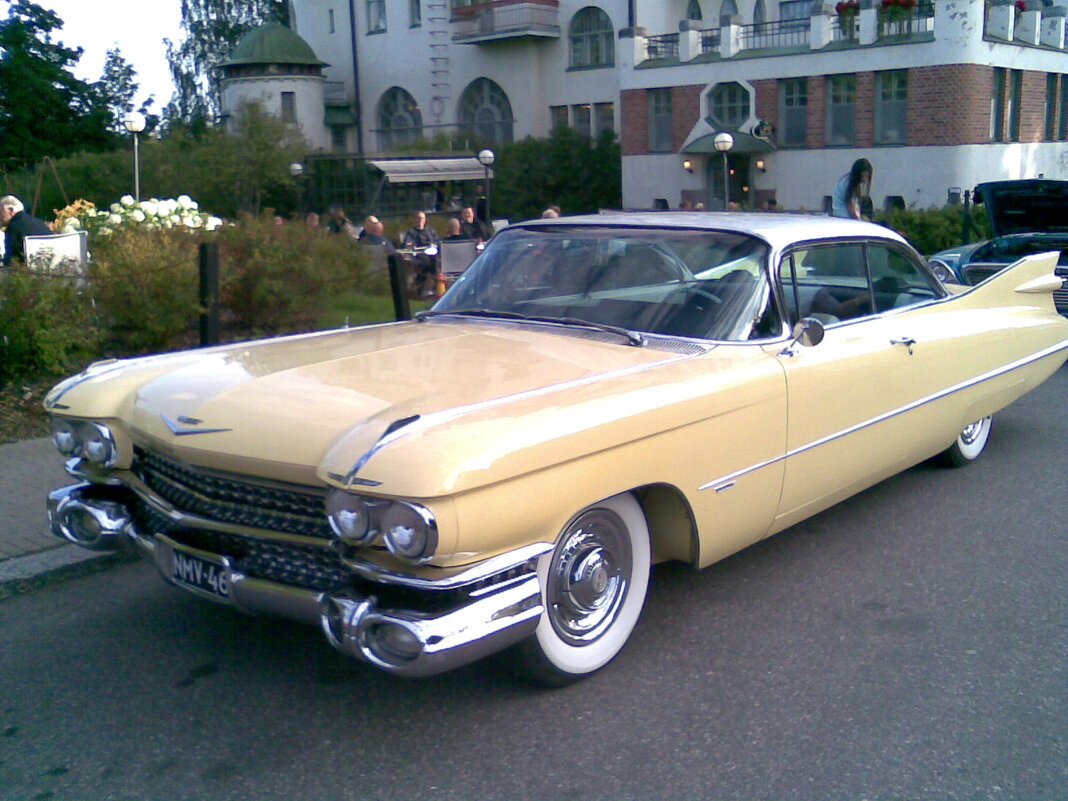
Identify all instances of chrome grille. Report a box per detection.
[136,503,349,591]
[133,448,330,539]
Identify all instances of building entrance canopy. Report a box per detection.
[681,132,773,154]
[369,157,495,184]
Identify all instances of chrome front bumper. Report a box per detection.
[47,483,546,677]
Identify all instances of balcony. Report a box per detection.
[451,0,560,44]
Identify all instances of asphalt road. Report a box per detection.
[2,365,1066,801]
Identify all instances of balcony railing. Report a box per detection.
[451,0,560,43]
[877,0,934,38]
[739,19,810,49]
[645,33,679,60]
[700,27,721,53]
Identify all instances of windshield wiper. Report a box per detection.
[415,308,645,347]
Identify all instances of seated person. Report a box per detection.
[459,206,492,243]
[442,218,468,241]
[356,215,380,241]
[402,211,440,296]
[359,220,396,255]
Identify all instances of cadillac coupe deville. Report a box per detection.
[45,213,1068,685]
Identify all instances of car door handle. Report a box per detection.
[890,337,916,354]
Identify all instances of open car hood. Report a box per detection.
[975,179,1068,237]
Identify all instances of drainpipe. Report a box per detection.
[347,0,365,154]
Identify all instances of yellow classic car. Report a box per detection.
[44,212,1068,685]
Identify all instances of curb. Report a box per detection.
[0,544,137,601]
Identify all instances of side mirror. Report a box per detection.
[793,317,825,347]
[779,317,826,357]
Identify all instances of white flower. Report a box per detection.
[62,220,80,233]
[131,210,146,223]
[177,195,194,210]
[97,226,112,237]
[108,214,122,225]
[205,216,223,231]
[110,203,122,213]
[140,201,158,217]
[120,195,135,207]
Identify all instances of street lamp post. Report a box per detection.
[476,148,496,228]
[123,111,146,202]
[288,162,305,217]
[712,132,735,210]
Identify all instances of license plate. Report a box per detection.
[170,545,231,600]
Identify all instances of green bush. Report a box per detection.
[0,268,102,384]
[1,215,395,386]
[89,226,204,354]
[215,215,386,337]
[874,204,992,256]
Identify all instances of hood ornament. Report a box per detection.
[162,414,232,436]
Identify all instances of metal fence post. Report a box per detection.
[388,254,411,321]
[199,242,220,346]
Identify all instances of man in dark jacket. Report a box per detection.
[1,195,52,267]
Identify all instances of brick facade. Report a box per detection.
[627,64,1063,156]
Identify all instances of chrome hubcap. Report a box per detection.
[960,417,988,446]
[547,509,631,646]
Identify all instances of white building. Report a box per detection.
[221,1,1068,213]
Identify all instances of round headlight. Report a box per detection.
[79,422,117,466]
[326,490,377,545]
[380,502,437,563]
[50,417,79,456]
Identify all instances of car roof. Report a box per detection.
[508,211,910,252]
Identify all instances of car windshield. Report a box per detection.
[974,234,1068,266]
[432,225,778,342]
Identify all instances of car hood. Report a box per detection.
[975,179,1068,237]
[50,319,704,490]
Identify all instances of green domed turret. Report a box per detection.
[220,22,326,70]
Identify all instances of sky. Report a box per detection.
[36,0,183,111]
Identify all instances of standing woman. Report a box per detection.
[831,158,873,220]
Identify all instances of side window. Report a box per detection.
[779,244,869,323]
[867,244,940,312]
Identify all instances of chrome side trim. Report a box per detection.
[700,337,1068,491]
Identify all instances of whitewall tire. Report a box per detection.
[940,416,993,467]
[502,492,651,686]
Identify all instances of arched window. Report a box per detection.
[719,0,738,21]
[458,78,514,145]
[377,87,423,151]
[569,6,614,68]
[754,0,766,25]
[687,0,703,21]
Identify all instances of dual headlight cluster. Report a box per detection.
[50,417,118,467]
[326,489,437,565]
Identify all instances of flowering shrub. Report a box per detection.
[835,1,860,15]
[1015,0,1027,13]
[53,195,223,238]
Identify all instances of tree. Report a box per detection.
[165,0,289,124]
[96,48,158,136]
[0,0,115,164]
[494,127,622,221]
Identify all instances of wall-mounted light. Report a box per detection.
[683,159,693,173]
[755,158,766,173]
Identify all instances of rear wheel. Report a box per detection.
[502,492,650,687]
[939,416,992,467]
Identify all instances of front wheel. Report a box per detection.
[501,492,650,687]
[938,416,992,467]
